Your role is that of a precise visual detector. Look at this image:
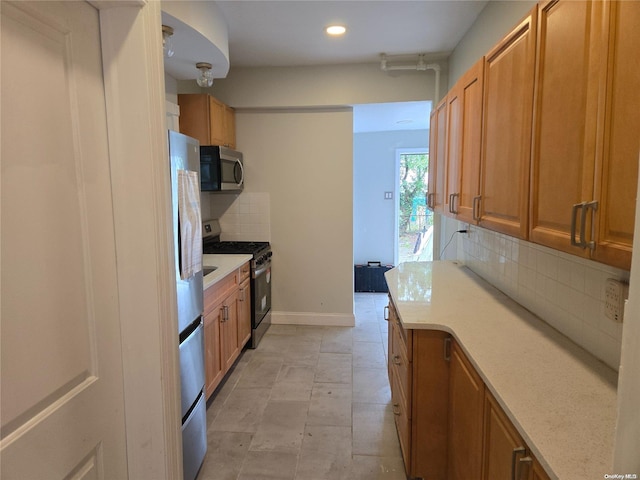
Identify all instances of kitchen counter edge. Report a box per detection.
[385,260,618,480]
[202,254,253,290]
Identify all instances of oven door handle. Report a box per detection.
[253,262,271,278]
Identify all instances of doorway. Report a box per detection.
[353,101,431,269]
[396,149,433,264]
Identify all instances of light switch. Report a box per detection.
[384,192,393,200]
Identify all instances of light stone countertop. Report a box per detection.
[202,254,252,290]
[385,261,618,480]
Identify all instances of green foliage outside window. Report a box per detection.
[399,153,431,233]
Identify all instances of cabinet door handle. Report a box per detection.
[427,192,435,209]
[571,202,585,247]
[517,456,533,480]
[443,337,451,362]
[239,287,245,302]
[393,354,401,365]
[221,305,229,322]
[384,305,390,321]
[451,193,459,214]
[580,201,598,251]
[392,403,401,416]
[511,447,526,480]
[472,195,481,221]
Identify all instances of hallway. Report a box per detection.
[196,293,406,480]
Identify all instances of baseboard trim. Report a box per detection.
[271,311,355,327]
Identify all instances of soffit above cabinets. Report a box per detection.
[162,2,230,80]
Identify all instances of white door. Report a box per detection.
[1,2,128,478]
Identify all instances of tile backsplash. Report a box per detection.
[458,224,629,371]
[218,192,271,241]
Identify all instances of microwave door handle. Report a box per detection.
[235,158,245,186]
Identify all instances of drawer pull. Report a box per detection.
[511,447,526,480]
[392,403,401,416]
[443,337,451,362]
[384,305,390,321]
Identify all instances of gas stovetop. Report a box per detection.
[202,240,270,256]
[202,219,270,259]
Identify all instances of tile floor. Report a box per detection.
[197,293,407,480]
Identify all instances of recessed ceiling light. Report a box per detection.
[325,25,346,36]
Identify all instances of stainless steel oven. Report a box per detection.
[251,249,272,347]
[202,219,271,347]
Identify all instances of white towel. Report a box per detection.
[178,169,202,280]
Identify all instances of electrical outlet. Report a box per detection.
[604,278,628,323]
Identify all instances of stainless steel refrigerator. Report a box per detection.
[169,130,206,480]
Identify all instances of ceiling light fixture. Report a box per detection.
[162,25,175,58]
[325,25,346,36]
[196,62,214,87]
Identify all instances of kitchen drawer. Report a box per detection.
[239,261,250,281]
[391,372,411,472]
[204,270,239,314]
[391,326,411,400]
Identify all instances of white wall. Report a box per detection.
[234,109,354,324]
[183,62,447,108]
[182,64,439,323]
[353,129,429,266]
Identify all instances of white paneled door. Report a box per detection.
[1,2,128,478]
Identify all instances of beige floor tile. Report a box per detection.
[352,341,387,368]
[209,387,271,433]
[295,425,352,480]
[352,367,392,404]
[200,293,403,480]
[315,353,352,384]
[235,358,283,389]
[320,327,353,354]
[237,451,298,480]
[352,403,402,457]
[196,431,253,480]
[348,455,407,480]
[306,383,352,426]
[269,382,313,402]
[249,400,309,453]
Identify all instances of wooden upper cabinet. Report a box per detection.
[479,7,537,239]
[529,0,607,258]
[178,93,236,149]
[446,58,484,223]
[530,0,638,270]
[444,90,461,216]
[428,97,448,214]
[591,0,640,270]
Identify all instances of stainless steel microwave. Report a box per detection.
[200,146,244,192]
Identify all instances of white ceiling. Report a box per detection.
[172,1,487,133]
[353,101,432,133]
[215,1,488,68]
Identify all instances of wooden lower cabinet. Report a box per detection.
[204,262,251,399]
[483,391,550,480]
[387,297,552,480]
[237,277,251,348]
[387,296,449,479]
[448,340,484,480]
[204,304,223,398]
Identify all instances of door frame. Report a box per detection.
[95,1,182,478]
